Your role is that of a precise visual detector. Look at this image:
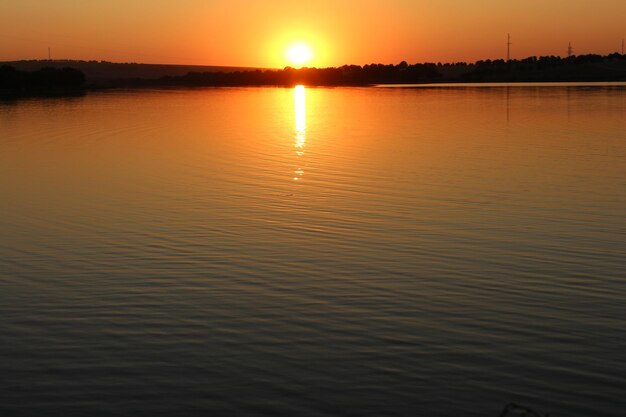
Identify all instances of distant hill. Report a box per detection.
[0,60,264,82]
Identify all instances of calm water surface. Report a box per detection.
[1,85,625,417]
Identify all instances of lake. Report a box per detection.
[1,84,625,417]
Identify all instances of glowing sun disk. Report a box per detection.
[286,43,313,66]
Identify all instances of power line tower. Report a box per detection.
[567,42,573,58]
[507,33,512,61]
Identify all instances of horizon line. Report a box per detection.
[2,50,626,70]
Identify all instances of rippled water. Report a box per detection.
[1,85,625,417]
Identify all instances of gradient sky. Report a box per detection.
[1,0,625,67]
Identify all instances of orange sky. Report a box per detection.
[1,0,625,67]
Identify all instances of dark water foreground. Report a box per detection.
[1,85,625,416]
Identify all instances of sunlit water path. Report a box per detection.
[1,85,625,416]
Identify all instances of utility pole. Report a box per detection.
[507,33,512,61]
[48,47,51,61]
[567,42,573,58]
[622,39,624,55]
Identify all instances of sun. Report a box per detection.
[286,43,313,67]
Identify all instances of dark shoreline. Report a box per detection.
[2,53,626,98]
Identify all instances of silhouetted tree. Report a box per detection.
[0,66,85,97]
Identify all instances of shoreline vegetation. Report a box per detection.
[2,53,626,97]
[0,66,86,98]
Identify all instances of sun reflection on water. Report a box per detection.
[294,85,306,180]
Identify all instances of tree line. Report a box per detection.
[112,53,626,87]
[0,66,85,96]
[455,53,626,82]
[2,52,625,95]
